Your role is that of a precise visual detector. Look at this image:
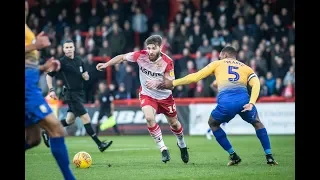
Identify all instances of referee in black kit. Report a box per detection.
[42,40,113,152]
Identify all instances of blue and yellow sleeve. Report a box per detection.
[247,68,260,104]
[173,61,219,87]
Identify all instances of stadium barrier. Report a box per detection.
[59,105,190,136]
[189,102,295,135]
[57,96,295,136]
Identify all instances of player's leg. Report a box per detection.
[165,115,189,163]
[141,104,170,163]
[76,103,113,152]
[110,112,121,135]
[159,96,189,163]
[99,112,117,133]
[206,128,212,140]
[60,109,77,126]
[71,91,113,151]
[42,111,76,148]
[39,113,76,180]
[25,68,45,150]
[104,112,121,135]
[25,124,41,151]
[95,110,105,135]
[239,106,278,165]
[112,124,121,135]
[140,94,170,162]
[209,105,241,166]
[25,68,75,179]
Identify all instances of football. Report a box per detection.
[72,151,92,168]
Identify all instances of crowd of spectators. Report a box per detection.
[27,0,295,103]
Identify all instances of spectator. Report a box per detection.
[195,51,208,70]
[265,72,276,96]
[274,78,284,96]
[283,66,295,86]
[108,23,126,57]
[132,7,148,47]
[98,40,112,57]
[198,39,213,55]
[259,76,268,97]
[27,0,294,102]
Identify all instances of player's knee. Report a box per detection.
[47,121,65,137]
[208,117,220,127]
[41,115,65,137]
[66,119,76,125]
[48,122,64,137]
[66,112,76,124]
[167,117,179,129]
[251,120,265,129]
[80,113,91,124]
[66,118,75,125]
[145,115,155,124]
[26,137,41,147]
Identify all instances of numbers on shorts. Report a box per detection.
[168,104,176,113]
[228,66,240,82]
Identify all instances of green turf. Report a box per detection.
[25,135,295,180]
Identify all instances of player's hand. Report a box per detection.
[82,72,89,80]
[51,58,61,71]
[35,32,51,49]
[158,78,174,89]
[96,63,107,71]
[43,57,60,72]
[49,91,58,100]
[41,58,54,72]
[241,103,254,112]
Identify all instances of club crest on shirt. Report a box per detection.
[169,70,174,77]
[39,104,48,113]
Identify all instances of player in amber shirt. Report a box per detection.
[159,46,278,166]
[25,1,75,179]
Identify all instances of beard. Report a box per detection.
[148,52,160,62]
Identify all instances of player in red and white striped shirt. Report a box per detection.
[96,35,189,164]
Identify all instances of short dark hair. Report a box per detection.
[145,35,162,46]
[63,40,74,45]
[221,46,237,58]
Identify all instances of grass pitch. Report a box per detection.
[25,135,294,180]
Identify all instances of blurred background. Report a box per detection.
[26,0,295,136]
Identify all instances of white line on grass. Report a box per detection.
[26,147,156,157]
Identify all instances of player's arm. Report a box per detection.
[172,62,218,87]
[25,32,51,53]
[247,72,260,105]
[81,61,89,81]
[39,64,50,72]
[25,44,38,53]
[96,52,138,71]
[96,54,125,71]
[46,72,56,91]
[46,71,59,99]
[35,57,60,73]
[163,61,175,90]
